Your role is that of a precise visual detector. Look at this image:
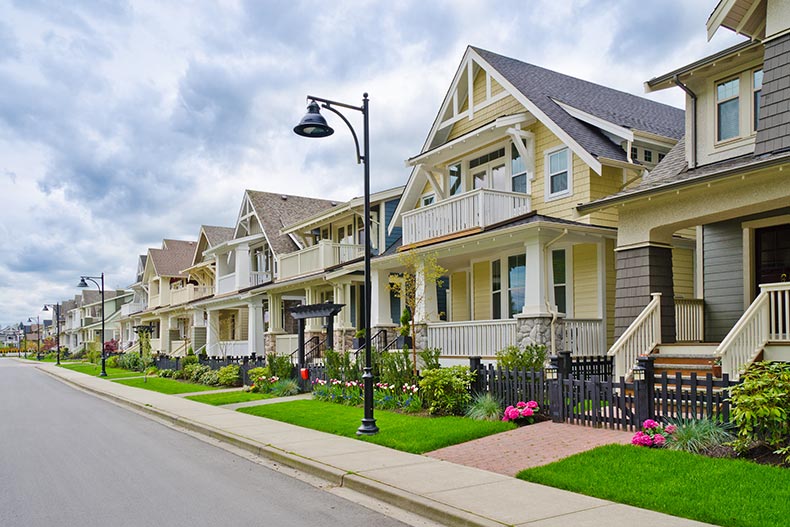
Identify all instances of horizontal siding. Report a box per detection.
[703,220,743,341]
[451,272,469,321]
[473,261,491,320]
[573,244,599,318]
[588,165,623,228]
[672,247,695,299]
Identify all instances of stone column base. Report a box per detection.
[515,315,565,353]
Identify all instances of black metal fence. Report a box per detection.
[152,355,267,386]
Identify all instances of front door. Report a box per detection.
[756,223,790,286]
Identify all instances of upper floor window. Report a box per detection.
[448,163,462,196]
[545,147,571,199]
[511,140,527,193]
[422,194,435,206]
[658,152,665,162]
[471,148,507,191]
[753,69,763,131]
[717,77,739,141]
[631,146,638,160]
[643,150,653,163]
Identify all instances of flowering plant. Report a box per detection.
[502,400,540,424]
[313,378,421,412]
[252,375,280,393]
[631,419,677,447]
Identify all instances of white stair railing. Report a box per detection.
[607,293,662,380]
[675,298,704,342]
[716,282,790,380]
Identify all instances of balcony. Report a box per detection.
[250,271,272,287]
[149,293,161,308]
[170,284,213,306]
[121,302,146,317]
[217,273,236,295]
[279,240,363,280]
[401,188,531,246]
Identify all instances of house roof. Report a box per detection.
[202,225,235,247]
[149,239,197,278]
[473,47,685,162]
[246,191,337,255]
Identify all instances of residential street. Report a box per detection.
[0,360,411,527]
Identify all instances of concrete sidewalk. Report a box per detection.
[34,361,715,527]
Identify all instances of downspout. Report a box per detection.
[673,75,697,169]
[543,229,568,356]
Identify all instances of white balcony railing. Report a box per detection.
[208,340,248,357]
[279,240,363,280]
[675,298,704,342]
[402,188,532,245]
[250,271,272,287]
[275,334,299,356]
[149,294,161,308]
[150,338,162,353]
[427,320,517,357]
[608,293,662,380]
[564,318,605,356]
[170,285,213,305]
[120,302,146,317]
[217,273,236,295]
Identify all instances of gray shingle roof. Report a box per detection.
[246,191,337,256]
[149,239,197,277]
[473,47,685,162]
[202,225,235,247]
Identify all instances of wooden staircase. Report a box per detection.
[651,343,720,378]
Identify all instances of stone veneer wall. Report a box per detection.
[515,315,564,352]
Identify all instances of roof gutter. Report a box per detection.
[673,75,697,169]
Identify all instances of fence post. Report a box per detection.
[469,356,482,394]
[548,355,562,423]
[559,350,572,379]
[637,355,655,420]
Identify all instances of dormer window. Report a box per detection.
[716,77,739,141]
[643,150,653,163]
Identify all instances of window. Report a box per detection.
[470,147,507,191]
[717,77,739,141]
[643,150,653,163]
[507,254,526,317]
[511,140,527,193]
[658,152,665,162]
[469,148,505,169]
[753,69,763,131]
[422,194,435,206]
[448,163,462,196]
[546,147,570,198]
[631,146,638,160]
[552,250,566,314]
[491,260,501,319]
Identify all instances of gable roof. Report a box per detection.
[202,225,235,247]
[246,191,337,255]
[148,239,197,278]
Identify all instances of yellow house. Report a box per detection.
[380,46,687,362]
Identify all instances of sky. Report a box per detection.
[0,0,745,326]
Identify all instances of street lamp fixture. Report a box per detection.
[27,316,41,361]
[294,94,378,436]
[78,273,106,377]
[43,303,62,365]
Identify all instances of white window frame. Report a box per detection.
[544,146,572,201]
[753,68,763,133]
[715,75,740,143]
[421,193,435,207]
[448,163,463,196]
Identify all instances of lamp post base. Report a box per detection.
[357,418,379,436]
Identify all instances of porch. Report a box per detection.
[278,240,364,280]
[170,284,213,306]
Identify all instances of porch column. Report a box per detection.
[414,262,439,323]
[206,310,219,357]
[248,300,264,356]
[305,287,321,332]
[333,281,353,329]
[614,244,675,343]
[265,293,284,355]
[522,231,553,316]
[235,243,251,290]
[371,268,392,327]
[162,316,173,354]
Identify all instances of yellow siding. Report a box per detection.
[606,239,616,347]
[450,272,469,321]
[473,261,491,320]
[239,308,249,340]
[448,68,525,140]
[490,77,504,96]
[572,244,599,318]
[588,165,623,228]
[673,248,695,299]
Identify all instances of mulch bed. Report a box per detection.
[705,443,788,468]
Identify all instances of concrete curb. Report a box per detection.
[39,367,503,527]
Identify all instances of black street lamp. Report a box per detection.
[27,315,41,360]
[19,322,27,358]
[78,273,106,377]
[43,303,62,365]
[294,94,378,436]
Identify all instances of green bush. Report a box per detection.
[419,348,441,371]
[419,366,474,415]
[495,344,547,371]
[217,364,241,387]
[172,369,187,380]
[199,369,220,386]
[86,346,101,365]
[246,366,269,387]
[465,393,503,421]
[380,348,417,387]
[106,356,119,369]
[664,418,734,454]
[266,353,294,379]
[182,353,198,367]
[324,349,359,381]
[184,363,210,383]
[116,351,144,371]
[730,361,790,462]
[158,368,175,378]
[271,378,300,397]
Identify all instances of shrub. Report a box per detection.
[419,348,441,371]
[380,348,417,387]
[86,346,101,365]
[419,365,474,415]
[172,369,187,380]
[198,369,220,386]
[266,353,294,379]
[106,356,119,369]
[502,400,541,424]
[465,393,503,421]
[495,344,547,371]
[182,353,198,367]
[631,419,677,448]
[664,418,734,454]
[217,364,241,387]
[158,368,175,378]
[271,378,300,397]
[246,366,269,387]
[116,351,144,371]
[324,349,359,381]
[184,363,210,383]
[730,361,790,462]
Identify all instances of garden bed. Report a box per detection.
[113,377,220,395]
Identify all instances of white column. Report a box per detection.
[267,293,284,333]
[415,262,439,323]
[522,231,553,316]
[206,310,219,357]
[305,287,321,332]
[235,243,251,290]
[371,268,392,327]
[248,300,264,355]
[597,240,608,352]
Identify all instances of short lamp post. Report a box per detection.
[78,273,106,377]
[27,315,41,361]
[294,93,378,436]
[43,303,62,365]
[545,362,559,422]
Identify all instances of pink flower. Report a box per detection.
[516,401,527,408]
[665,424,677,434]
[653,434,666,446]
[631,431,653,447]
[642,419,660,429]
[503,406,520,421]
[521,408,534,417]
[526,401,539,409]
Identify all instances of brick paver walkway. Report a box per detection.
[427,421,633,476]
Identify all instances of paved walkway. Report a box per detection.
[32,360,714,527]
[427,420,633,476]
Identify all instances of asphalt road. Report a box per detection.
[0,360,410,527]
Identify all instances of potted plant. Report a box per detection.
[397,308,412,349]
[352,328,366,349]
[711,356,722,378]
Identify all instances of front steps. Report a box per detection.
[651,343,720,379]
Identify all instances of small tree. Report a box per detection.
[42,337,57,352]
[389,250,447,375]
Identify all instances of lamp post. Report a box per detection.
[43,303,62,365]
[19,322,26,358]
[27,315,41,360]
[78,273,106,377]
[294,93,378,436]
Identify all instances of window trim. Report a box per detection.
[752,68,763,133]
[715,75,741,144]
[544,146,572,201]
[421,193,435,207]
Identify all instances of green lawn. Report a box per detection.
[113,377,220,395]
[186,391,273,406]
[59,362,144,379]
[238,399,515,454]
[518,444,790,527]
